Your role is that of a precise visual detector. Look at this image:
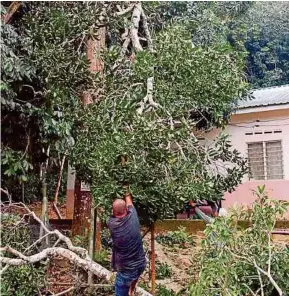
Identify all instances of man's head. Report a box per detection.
[112,199,127,218]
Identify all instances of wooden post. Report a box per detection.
[151,222,156,295]
[66,164,76,219]
[72,180,92,236]
[94,207,102,252]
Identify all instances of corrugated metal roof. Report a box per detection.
[238,84,289,109]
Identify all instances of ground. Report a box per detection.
[45,230,289,295]
[46,231,204,295]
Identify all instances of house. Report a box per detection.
[205,84,289,218]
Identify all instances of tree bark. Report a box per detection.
[0,246,152,296]
[130,3,143,52]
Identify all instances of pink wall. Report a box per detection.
[204,107,289,218]
[223,180,289,219]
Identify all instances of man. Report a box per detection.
[107,193,146,296]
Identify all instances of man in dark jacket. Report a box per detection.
[107,193,146,296]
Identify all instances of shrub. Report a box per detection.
[93,250,111,270]
[156,262,172,279]
[190,186,289,296]
[0,214,46,296]
[156,226,195,248]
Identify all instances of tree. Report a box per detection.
[242,2,289,87]
[190,186,289,296]
[2,2,249,224]
[70,2,249,224]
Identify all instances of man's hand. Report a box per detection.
[124,192,133,207]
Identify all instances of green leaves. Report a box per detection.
[1,147,33,184]
[71,3,248,225]
[190,189,289,296]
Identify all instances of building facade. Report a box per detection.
[206,85,289,218]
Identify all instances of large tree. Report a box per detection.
[1,2,249,224]
[70,2,249,224]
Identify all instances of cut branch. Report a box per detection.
[0,202,152,296]
[0,246,152,296]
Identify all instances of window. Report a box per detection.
[247,141,283,180]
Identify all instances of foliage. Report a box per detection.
[156,284,178,296]
[190,186,289,296]
[0,214,46,296]
[1,2,74,201]
[156,262,172,280]
[71,234,89,249]
[71,2,248,224]
[156,227,195,248]
[1,147,33,184]
[93,250,110,270]
[244,2,289,87]
[1,265,46,296]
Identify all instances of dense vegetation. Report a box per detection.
[190,186,289,296]
[1,2,252,223]
[2,2,289,217]
[1,3,289,295]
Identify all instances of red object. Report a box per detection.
[72,179,92,236]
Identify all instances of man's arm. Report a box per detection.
[195,207,214,224]
[124,192,133,207]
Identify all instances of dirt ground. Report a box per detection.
[140,233,203,293]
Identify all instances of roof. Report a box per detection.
[238,84,289,109]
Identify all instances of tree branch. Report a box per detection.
[0,202,153,296]
[116,4,135,16]
[130,3,143,52]
[253,260,283,296]
[140,7,153,51]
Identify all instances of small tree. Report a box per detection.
[190,186,289,296]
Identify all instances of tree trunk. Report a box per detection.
[151,223,156,294]
[39,146,50,246]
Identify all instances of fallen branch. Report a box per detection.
[0,202,152,296]
[253,260,283,296]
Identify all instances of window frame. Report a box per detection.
[247,140,284,181]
